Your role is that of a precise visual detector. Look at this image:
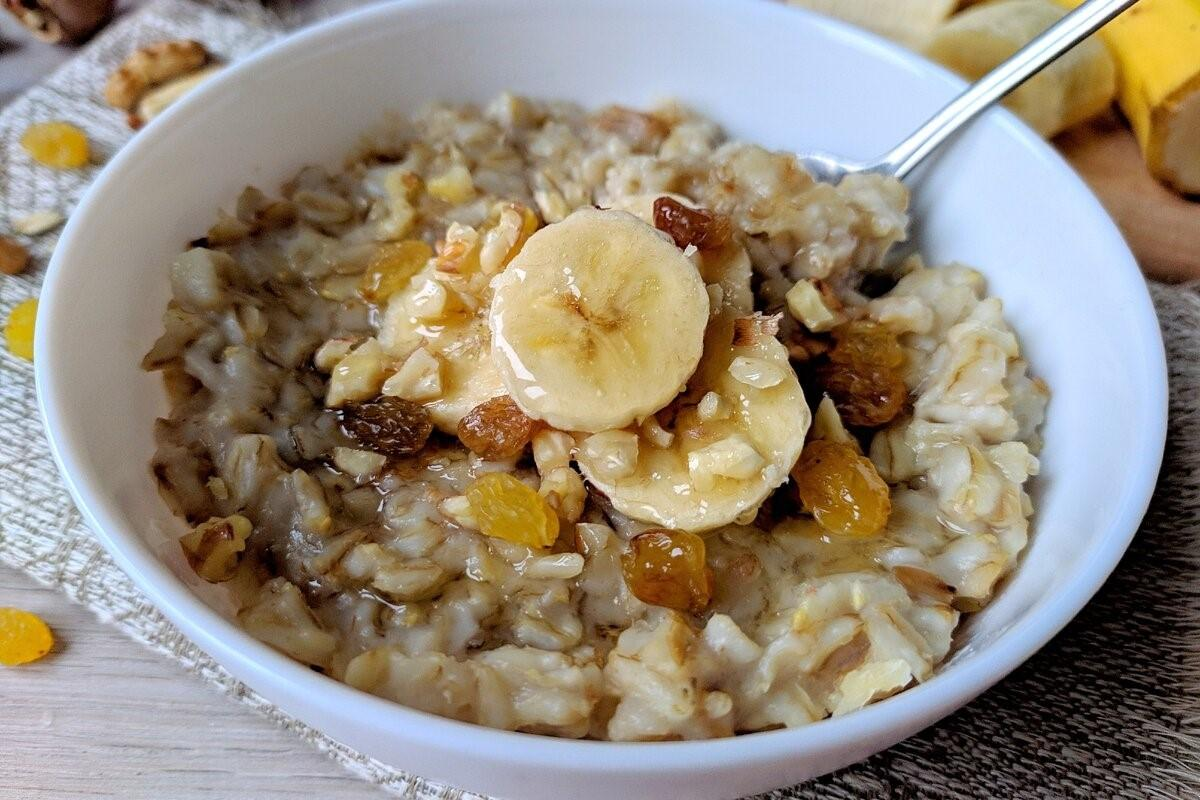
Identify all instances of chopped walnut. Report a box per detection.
[104,39,209,111]
[785,278,842,333]
[593,106,670,151]
[653,196,732,251]
[786,333,832,363]
[731,313,782,347]
[131,64,223,128]
[179,514,252,582]
[0,236,31,276]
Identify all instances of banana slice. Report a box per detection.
[577,313,811,533]
[378,263,506,433]
[576,194,807,531]
[489,207,710,432]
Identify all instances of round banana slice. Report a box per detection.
[577,313,811,533]
[377,263,506,433]
[580,194,807,531]
[489,207,710,433]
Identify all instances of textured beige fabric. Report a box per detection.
[1,2,1197,797]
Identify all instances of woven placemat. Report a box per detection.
[1,2,1198,797]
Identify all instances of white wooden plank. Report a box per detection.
[0,566,387,799]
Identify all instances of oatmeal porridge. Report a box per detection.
[144,94,1048,741]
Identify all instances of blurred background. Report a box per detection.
[2,0,1197,281]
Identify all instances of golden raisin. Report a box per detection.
[458,395,536,460]
[0,607,54,666]
[828,320,903,368]
[793,439,891,537]
[340,396,433,458]
[359,239,433,303]
[465,472,559,548]
[653,196,732,251]
[21,121,90,169]
[5,298,37,361]
[621,529,713,614]
[180,515,252,582]
[816,320,907,427]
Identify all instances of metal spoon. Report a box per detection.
[797,0,1138,185]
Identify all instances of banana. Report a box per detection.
[787,0,957,49]
[377,262,506,433]
[576,312,811,533]
[488,207,710,433]
[926,0,1117,137]
[573,194,809,531]
[1059,0,1200,194]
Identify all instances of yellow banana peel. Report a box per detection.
[1060,0,1200,193]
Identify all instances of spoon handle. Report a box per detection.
[879,0,1138,180]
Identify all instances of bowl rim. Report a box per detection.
[34,0,1168,777]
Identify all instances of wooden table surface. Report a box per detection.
[0,566,387,799]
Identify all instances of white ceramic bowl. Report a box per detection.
[36,0,1166,797]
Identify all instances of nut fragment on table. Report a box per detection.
[104,39,209,112]
[3,0,114,44]
[0,237,30,276]
[131,64,223,128]
[12,210,64,236]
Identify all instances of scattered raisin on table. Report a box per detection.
[0,607,54,666]
[4,298,38,361]
[21,121,90,169]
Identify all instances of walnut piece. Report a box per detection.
[4,0,114,44]
[104,39,209,111]
[12,209,63,236]
[132,64,223,128]
[0,236,30,276]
